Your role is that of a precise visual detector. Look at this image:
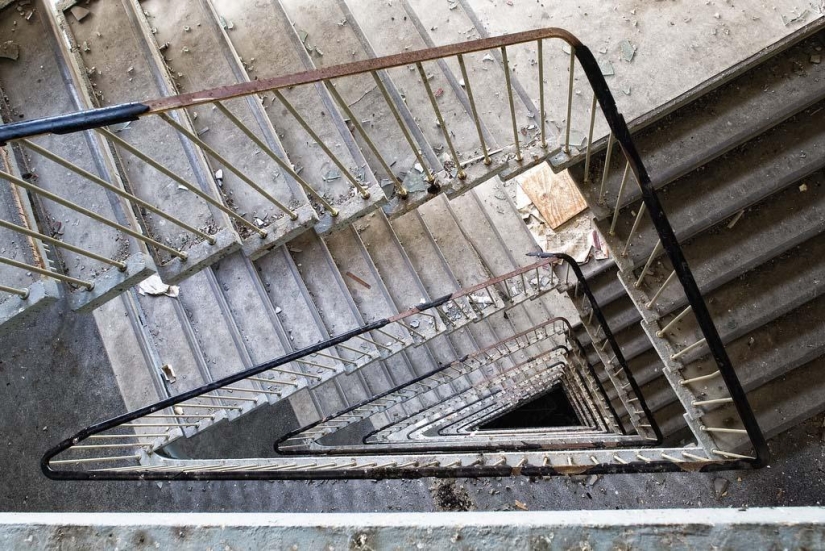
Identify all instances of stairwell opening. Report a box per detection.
[478,386,581,430]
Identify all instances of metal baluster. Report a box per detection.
[621,203,646,257]
[456,54,491,165]
[656,305,693,337]
[159,113,298,220]
[500,47,522,162]
[0,255,93,290]
[645,269,676,309]
[598,132,615,203]
[324,80,408,198]
[98,128,267,238]
[213,101,339,216]
[0,169,187,260]
[583,95,598,182]
[0,218,126,271]
[701,426,747,434]
[0,283,29,299]
[564,47,575,154]
[680,371,721,386]
[537,39,547,149]
[415,62,465,179]
[671,337,707,361]
[248,375,301,386]
[634,239,662,288]
[712,449,755,460]
[608,162,631,235]
[271,90,370,199]
[693,397,732,407]
[19,139,216,244]
[371,71,434,185]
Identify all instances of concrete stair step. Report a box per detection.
[252,245,348,421]
[660,354,825,454]
[0,7,153,311]
[54,1,241,283]
[658,233,825,367]
[577,30,825,220]
[608,101,825,271]
[324,225,447,390]
[210,0,388,234]
[625,169,825,324]
[136,0,317,256]
[629,292,825,422]
[585,168,825,341]
[352,212,501,378]
[0,147,61,331]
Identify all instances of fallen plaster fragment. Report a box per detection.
[161,364,177,384]
[599,60,614,76]
[619,40,636,62]
[138,274,180,298]
[70,6,90,22]
[782,9,810,26]
[0,41,20,61]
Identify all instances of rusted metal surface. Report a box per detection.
[144,29,581,114]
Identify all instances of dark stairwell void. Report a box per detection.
[478,386,582,430]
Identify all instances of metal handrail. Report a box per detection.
[36,27,767,479]
[529,252,663,443]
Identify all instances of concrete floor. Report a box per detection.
[1,297,822,512]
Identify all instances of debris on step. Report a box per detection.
[137,274,180,298]
[518,163,587,230]
[345,271,371,289]
[799,183,808,192]
[727,209,744,229]
[812,54,822,64]
[110,121,131,133]
[215,169,224,187]
[714,477,730,499]
[482,53,495,62]
[599,60,615,76]
[70,5,90,22]
[588,228,608,260]
[514,500,528,510]
[161,364,177,384]
[781,9,809,26]
[0,41,20,61]
[619,39,636,62]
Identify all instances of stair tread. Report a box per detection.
[664,232,825,362]
[324,225,441,382]
[0,9,145,289]
[211,0,387,232]
[94,295,165,411]
[581,31,825,219]
[58,1,236,275]
[176,270,251,381]
[637,169,825,319]
[135,291,208,394]
[0,152,43,298]
[614,103,825,270]
[138,0,316,253]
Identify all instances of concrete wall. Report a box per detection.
[1,508,823,549]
